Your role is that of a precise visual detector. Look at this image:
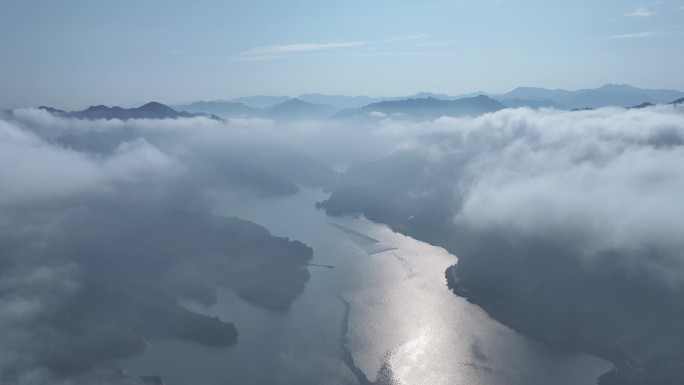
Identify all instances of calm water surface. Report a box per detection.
[117,188,612,385]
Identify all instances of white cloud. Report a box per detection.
[608,31,655,39]
[235,35,431,60]
[238,41,366,59]
[383,106,684,276]
[10,104,684,276]
[102,138,180,182]
[623,7,657,17]
[289,105,684,280]
[384,34,429,42]
[0,117,180,207]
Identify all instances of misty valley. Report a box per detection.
[2,87,684,385]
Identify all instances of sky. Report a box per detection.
[1,0,683,109]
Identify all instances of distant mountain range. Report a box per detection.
[498,84,684,109]
[175,98,338,121]
[172,100,260,118]
[219,84,684,110]
[176,95,506,121]
[37,102,222,121]
[13,85,683,123]
[264,98,337,120]
[226,92,491,110]
[334,95,506,120]
[172,84,684,121]
[228,95,292,109]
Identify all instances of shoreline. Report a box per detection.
[329,208,618,384]
[444,266,621,384]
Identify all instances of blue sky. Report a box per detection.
[1,0,682,109]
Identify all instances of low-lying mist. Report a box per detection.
[2,103,684,384]
[317,104,684,384]
[321,105,684,283]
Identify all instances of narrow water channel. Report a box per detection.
[117,188,612,385]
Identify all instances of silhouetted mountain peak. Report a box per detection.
[139,101,177,114]
[265,98,337,120]
[140,101,169,109]
[278,98,309,106]
[229,95,291,108]
[599,83,633,90]
[411,92,451,100]
[84,105,110,112]
[38,106,68,114]
[630,102,655,109]
[268,98,320,111]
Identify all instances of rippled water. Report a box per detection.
[117,188,612,385]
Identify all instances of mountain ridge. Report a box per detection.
[220,84,684,110]
[37,102,222,121]
[333,94,506,120]
[26,85,684,123]
[500,84,684,109]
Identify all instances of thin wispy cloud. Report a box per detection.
[238,41,366,59]
[384,34,429,42]
[609,31,656,39]
[623,7,657,17]
[236,35,430,61]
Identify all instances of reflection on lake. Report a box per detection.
[117,188,611,385]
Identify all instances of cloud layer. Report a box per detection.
[0,117,180,207]
[608,31,655,39]
[238,41,366,59]
[0,110,338,384]
[6,104,684,278]
[321,104,684,288]
[367,105,684,283]
[448,107,684,256]
[3,103,684,383]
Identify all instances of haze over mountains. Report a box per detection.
[13,84,682,124]
[333,95,506,120]
[174,84,684,121]
[2,83,684,385]
[4,0,684,383]
[37,102,222,121]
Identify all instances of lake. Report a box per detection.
[117,187,612,385]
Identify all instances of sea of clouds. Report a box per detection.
[1,104,684,383]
